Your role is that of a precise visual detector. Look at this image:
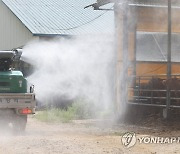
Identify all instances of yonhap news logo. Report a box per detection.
[121,132,137,148]
[121,132,180,148]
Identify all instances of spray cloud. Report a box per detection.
[22,35,115,111]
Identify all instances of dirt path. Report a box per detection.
[0,116,179,154]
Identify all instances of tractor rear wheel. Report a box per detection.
[13,115,27,133]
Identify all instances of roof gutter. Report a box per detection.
[33,33,71,38]
[85,0,180,10]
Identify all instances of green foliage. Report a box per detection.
[35,99,97,123]
[35,108,75,123]
[69,99,96,119]
[35,98,114,123]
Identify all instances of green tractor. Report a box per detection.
[0,50,36,132]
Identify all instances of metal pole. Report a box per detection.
[121,2,129,108]
[113,2,119,113]
[166,0,172,116]
[133,25,137,88]
[114,2,122,114]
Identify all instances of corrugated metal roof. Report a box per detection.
[2,0,114,35]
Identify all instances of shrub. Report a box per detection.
[35,98,113,123]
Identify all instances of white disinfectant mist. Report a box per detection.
[22,35,115,115]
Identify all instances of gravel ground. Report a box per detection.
[0,115,179,154]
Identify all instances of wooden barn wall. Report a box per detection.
[136,62,180,76]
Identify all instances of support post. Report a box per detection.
[114,2,122,113]
[114,2,129,115]
[165,0,172,118]
[121,3,129,109]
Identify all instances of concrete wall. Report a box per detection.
[0,1,38,50]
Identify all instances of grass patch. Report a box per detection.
[35,99,97,123]
[35,108,75,123]
[35,99,114,123]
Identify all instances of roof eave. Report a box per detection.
[32,33,72,37]
[2,0,34,34]
[86,0,180,10]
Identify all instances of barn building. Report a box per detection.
[0,0,114,50]
[88,0,180,118]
